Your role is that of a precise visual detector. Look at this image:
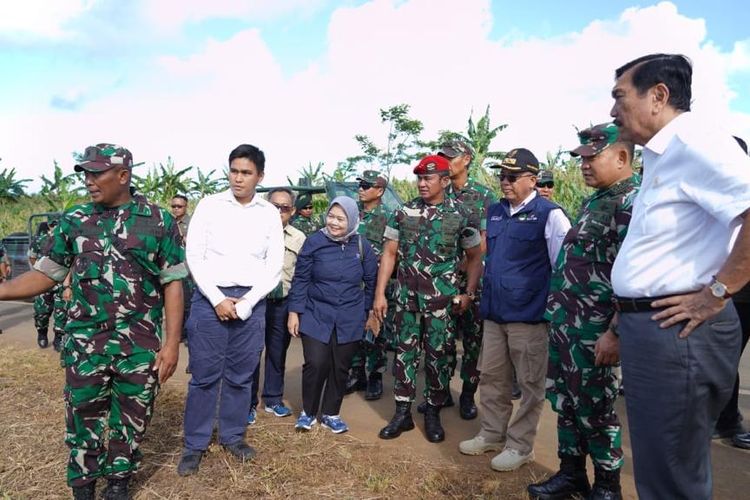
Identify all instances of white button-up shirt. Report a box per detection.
[186,189,284,319]
[509,190,571,266]
[612,112,750,297]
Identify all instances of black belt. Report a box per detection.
[614,295,671,313]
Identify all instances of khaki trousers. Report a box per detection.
[478,320,548,455]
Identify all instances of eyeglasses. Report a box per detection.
[358,182,375,190]
[300,205,313,210]
[495,173,533,183]
[272,203,293,213]
[537,182,554,188]
[170,204,186,209]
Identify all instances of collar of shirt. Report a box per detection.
[644,112,690,156]
[218,188,263,208]
[509,190,537,216]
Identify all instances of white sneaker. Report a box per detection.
[459,435,504,455]
[490,448,535,471]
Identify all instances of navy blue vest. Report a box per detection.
[480,195,558,323]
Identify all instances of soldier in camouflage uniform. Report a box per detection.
[290,193,321,236]
[374,155,483,443]
[0,144,186,500]
[346,170,391,400]
[528,124,637,500]
[435,139,497,420]
[536,170,555,200]
[28,219,65,349]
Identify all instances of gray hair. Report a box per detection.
[266,187,296,206]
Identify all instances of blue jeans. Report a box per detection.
[183,287,265,451]
[250,297,292,408]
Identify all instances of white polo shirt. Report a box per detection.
[611,112,750,297]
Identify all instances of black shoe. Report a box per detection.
[379,401,414,439]
[365,373,383,401]
[713,419,744,439]
[223,440,256,462]
[344,371,367,395]
[423,404,445,443]
[459,383,478,420]
[589,468,621,500]
[417,394,454,414]
[177,449,203,476]
[37,328,49,349]
[512,381,522,400]
[52,333,64,352]
[72,481,96,500]
[733,431,750,449]
[102,477,129,500]
[527,455,590,500]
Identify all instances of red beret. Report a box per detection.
[413,154,450,175]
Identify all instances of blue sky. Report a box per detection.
[1,0,748,188]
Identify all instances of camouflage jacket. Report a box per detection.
[545,176,640,333]
[28,230,52,260]
[358,202,389,258]
[290,214,321,236]
[34,195,188,355]
[445,178,497,231]
[384,197,481,312]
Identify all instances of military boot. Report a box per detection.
[344,368,367,395]
[102,477,130,500]
[52,332,64,352]
[37,328,49,348]
[71,481,96,500]
[417,393,454,414]
[378,401,414,439]
[459,381,478,420]
[364,372,383,401]
[423,403,445,442]
[589,468,622,500]
[527,454,591,500]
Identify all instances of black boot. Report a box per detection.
[423,403,445,442]
[589,468,621,500]
[71,481,96,500]
[344,369,367,395]
[365,372,383,401]
[459,382,478,420]
[37,328,49,348]
[102,477,130,500]
[527,454,590,500]
[52,332,64,352]
[379,401,414,439]
[417,393,454,414]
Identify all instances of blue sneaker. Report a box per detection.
[247,407,257,426]
[265,403,292,417]
[321,414,349,434]
[295,411,317,431]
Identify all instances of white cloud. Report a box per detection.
[0,0,94,40]
[2,0,750,192]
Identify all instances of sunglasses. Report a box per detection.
[272,203,294,213]
[358,182,375,190]
[170,204,186,209]
[301,205,313,210]
[537,182,554,188]
[495,173,533,183]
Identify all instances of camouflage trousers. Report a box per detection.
[350,282,396,377]
[448,299,483,387]
[393,306,456,406]
[33,284,65,335]
[63,346,159,487]
[546,325,623,471]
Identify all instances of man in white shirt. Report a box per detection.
[459,148,571,472]
[609,53,750,500]
[178,144,284,476]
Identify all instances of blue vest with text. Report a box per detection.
[480,195,557,323]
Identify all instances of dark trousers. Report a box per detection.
[716,299,750,430]
[301,330,358,417]
[250,298,292,408]
[183,287,265,451]
[619,303,741,500]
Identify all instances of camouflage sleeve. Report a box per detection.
[459,212,481,249]
[33,215,74,282]
[613,190,638,251]
[156,210,188,285]
[383,209,401,241]
[481,189,499,231]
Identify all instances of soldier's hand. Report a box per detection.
[287,311,300,337]
[373,295,387,322]
[155,344,179,384]
[62,286,72,302]
[214,298,239,321]
[594,329,620,366]
[452,294,472,315]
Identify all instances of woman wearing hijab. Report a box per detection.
[288,196,379,433]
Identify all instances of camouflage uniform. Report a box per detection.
[34,194,187,487]
[544,175,639,471]
[385,196,481,406]
[290,214,320,236]
[29,229,64,339]
[445,178,497,388]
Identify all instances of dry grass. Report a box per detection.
[0,345,535,499]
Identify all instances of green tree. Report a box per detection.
[39,161,85,211]
[288,161,326,187]
[191,167,227,197]
[540,151,591,218]
[431,105,507,170]
[0,163,30,201]
[133,157,193,205]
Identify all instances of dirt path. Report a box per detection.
[2,301,749,498]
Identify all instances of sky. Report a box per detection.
[1,0,748,190]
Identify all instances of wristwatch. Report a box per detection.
[709,276,731,300]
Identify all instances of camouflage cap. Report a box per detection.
[74,143,133,173]
[537,170,554,183]
[356,170,388,188]
[295,193,313,210]
[438,139,474,158]
[569,122,619,157]
[496,148,540,174]
[413,155,450,175]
